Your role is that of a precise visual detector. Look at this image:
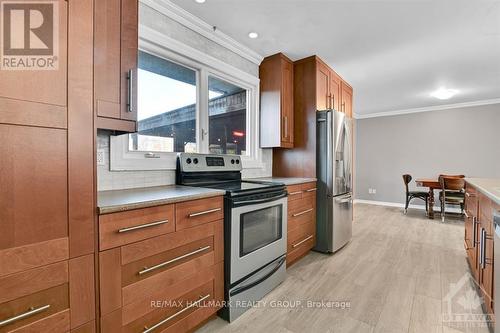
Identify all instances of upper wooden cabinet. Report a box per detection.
[341,81,353,118]
[260,53,294,148]
[94,0,138,132]
[316,59,342,112]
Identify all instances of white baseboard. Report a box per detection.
[353,199,463,213]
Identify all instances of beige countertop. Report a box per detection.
[98,185,226,214]
[247,177,317,186]
[465,178,500,206]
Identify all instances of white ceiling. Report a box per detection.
[170,0,500,116]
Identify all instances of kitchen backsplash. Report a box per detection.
[97,131,272,191]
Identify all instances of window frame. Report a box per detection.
[110,25,263,171]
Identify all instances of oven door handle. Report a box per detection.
[229,256,286,297]
[233,193,287,207]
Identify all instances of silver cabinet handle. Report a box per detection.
[306,188,317,192]
[188,208,221,218]
[292,235,314,248]
[118,220,168,233]
[126,69,134,113]
[289,191,303,196]
[284,116,288,139]
[464,211,469,218]
[292,208,313,217]
[472,217,478,245]
[466,192,475,198]
[143,294,210,333]
[480,228,486,269]
[0,304,50,327]
[138,246,211,276]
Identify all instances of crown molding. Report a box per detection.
[140,0,264,65]
[353,98,500,119]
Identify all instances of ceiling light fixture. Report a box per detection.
[430,87,459,100]
[195,0,206,3]
[248,32,259,39]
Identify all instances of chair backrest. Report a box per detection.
[439,175,465,191]
[402,174,412,194]
[439,174,465,179]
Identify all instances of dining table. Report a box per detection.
[415,178,441,219]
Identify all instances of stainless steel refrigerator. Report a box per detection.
[315,109,353,253]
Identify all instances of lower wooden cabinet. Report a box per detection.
[98,198,224,333]
[464,182,497,315]
[286,182,317,267]
[0,254,95,333]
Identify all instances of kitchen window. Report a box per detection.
[110,31,261,171]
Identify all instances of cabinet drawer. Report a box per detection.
[465,185,478,217]
[287,184,303,201]
[286,234,315,268]
[175,197,223,230]
[287,221,315,251]
[101,263,223,333]
[99,205,175,250]
[301,182,317,199]
[100,221,223,316]
[0,284,69,333]
[288,197,315,232]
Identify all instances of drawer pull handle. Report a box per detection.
[0,304,50,327]
[292,235,314,248]
[306,188,317,192]
[143,294,211,333]
[188,208,221,218]
[292,208,314,217]
[466,192,475,197]
[464,211,470,218]
[138,246,211,276]
[118,220,169,233]
[289,191,303,196]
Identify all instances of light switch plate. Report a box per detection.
[97,149,105,166]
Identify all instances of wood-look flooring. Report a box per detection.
[196,204,492,333]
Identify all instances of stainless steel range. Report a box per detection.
[176,153,287,322]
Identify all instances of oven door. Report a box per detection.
[230,194,287,284]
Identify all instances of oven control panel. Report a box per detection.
[177,153,242,172]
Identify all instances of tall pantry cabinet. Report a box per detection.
[0,0,95,331]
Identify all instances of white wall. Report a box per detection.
[355,103,500,206]
[97,3,272,191]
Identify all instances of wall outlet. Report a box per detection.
[372,189,377,194]
[368,188,377,194]
[97,149,105,166]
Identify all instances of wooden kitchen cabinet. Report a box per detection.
[286,182,317,267]
[316,58,342,112]
[341,81,353,118]
[0,0,96,330]
[97,198,225,332]
[260,53,294,148]
[94,0,138,132]
[464,182,497,316]
[273,55,353,178]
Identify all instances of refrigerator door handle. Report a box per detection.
[326,111,334,196]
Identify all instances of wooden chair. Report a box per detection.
[438,175,465,222]
[402,174,429,214]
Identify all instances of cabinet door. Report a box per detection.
[0,124,69,276]
[120,0,138,121]
[316,61,330,110]
[281,58,294,146]
[479,226,494,313]
[94,0,138,124]
[341,81,353,117]
[329,71,342,111]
